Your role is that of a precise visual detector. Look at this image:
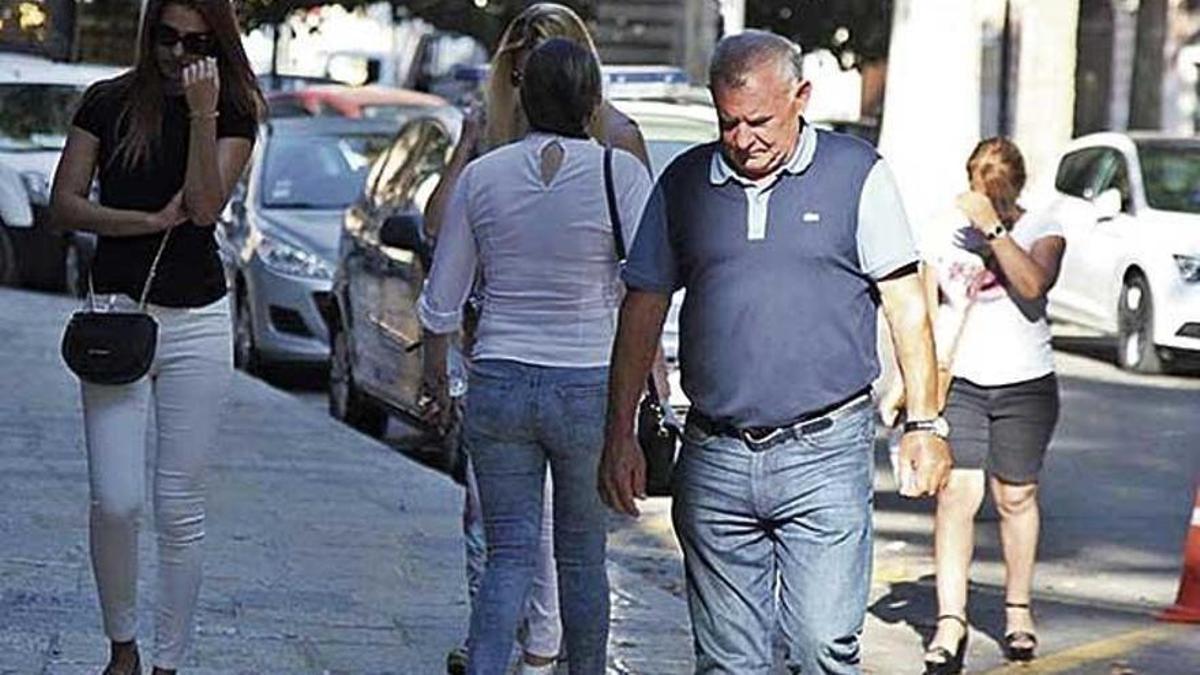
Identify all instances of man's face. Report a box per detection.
[711,61,810,181]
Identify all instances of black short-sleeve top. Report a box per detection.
[72,75,258,307]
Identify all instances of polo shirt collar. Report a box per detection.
[709,119,817,187]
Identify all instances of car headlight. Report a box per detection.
[20,171,49,206]
[258,236,332,279]
[1175,254,1200,283]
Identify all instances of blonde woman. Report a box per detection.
[420,5,659,674]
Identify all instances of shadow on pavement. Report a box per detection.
[252,362,329,391]
[1052,335,1119,366]
[869,576,1013,652]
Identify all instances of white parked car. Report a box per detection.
[0,53,120,292]
[1043,132,1200,373]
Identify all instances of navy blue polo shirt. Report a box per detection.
[623,125,918,427]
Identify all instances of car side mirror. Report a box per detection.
[1093,188,1122,222]
[380,212,425,252]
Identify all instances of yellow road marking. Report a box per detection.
[979,624,1189,674]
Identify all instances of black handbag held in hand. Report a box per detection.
[637,374,681,497]
[605,146,681,497]
[61,230,172,385]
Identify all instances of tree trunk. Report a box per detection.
[271,22,280,80]
[1075,0,1114,135]
[1011,0,1078,187]
[1129,0,1167,130]
[878,0,982,227]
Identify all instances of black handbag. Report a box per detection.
[605,146,681,497]
[61,230,171,385]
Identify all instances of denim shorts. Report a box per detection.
[944,373,1060,484]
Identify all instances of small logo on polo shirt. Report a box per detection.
[803,212,821,223]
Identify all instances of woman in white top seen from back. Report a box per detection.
[913,138,1067,674]
[417,38,653,675]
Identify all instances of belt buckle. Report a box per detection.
[740,426,786,450]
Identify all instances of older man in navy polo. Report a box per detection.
[600,31,952,673]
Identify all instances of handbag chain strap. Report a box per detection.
[86,227,174,312]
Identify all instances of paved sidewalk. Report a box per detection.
[2,288,1197,674]
[1,289,466,673]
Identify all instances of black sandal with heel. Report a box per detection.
[924,614,969,675]
[1004,602,1038,662]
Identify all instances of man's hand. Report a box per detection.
[895,431,953,497]
[599,431,646,517]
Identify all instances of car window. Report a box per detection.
[633,113,718,178]
[1091,149,1134,213]
[0,83,84,152]
[1136,143,1200,214]
[376,120,452,217]
[369,122,424,211]
[1055,148,1105,198]
[260,132,392,210]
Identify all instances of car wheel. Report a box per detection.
[63,240,87,298]
[1117,273,1162,374]
[0,228,17,286]
[329,323,388,438]
[233,289,260,374]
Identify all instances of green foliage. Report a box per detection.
[745,0,894,69]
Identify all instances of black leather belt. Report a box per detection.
[688,387,873,451]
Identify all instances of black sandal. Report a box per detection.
[101,641,140,675]
[924,615,969,675]
[1004,602,1038,662]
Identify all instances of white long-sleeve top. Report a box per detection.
[418,133,653,368]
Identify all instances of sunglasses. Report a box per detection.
[155,26,216,56]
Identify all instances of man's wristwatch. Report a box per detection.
[903,416,950,440]
[983,222,1008,241]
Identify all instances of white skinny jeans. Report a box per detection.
[80,294,231,669]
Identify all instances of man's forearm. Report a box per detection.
[607,290,670,437]
[880,275,939,420]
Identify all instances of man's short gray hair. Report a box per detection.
[709,30,804,91]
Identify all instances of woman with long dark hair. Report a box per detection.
[421,5,664,674]
[49,1,263,672]
[898,138,1065,674]
[418,38,653,674]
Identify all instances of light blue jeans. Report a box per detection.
[463,456,562,659]
[673,400,875,674]
[464,359,609,675]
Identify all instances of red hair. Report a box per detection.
[967,137,1026,227]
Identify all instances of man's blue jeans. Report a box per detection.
[672,401,875,674]
[464,359,610,675]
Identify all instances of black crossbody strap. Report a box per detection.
[604,145,626,260]
[86,227,172,311]
[605,146,666,404]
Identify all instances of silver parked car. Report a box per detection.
[219,116,399,372]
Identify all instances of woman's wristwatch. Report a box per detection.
[902,416,951,439]
[983,221,1008,241]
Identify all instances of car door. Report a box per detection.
[344,122,423,398]
[1049,147,1110,328]
[1075,148,1138,332]
[375,119,455,417]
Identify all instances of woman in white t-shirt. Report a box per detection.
[918,138,1066,674]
